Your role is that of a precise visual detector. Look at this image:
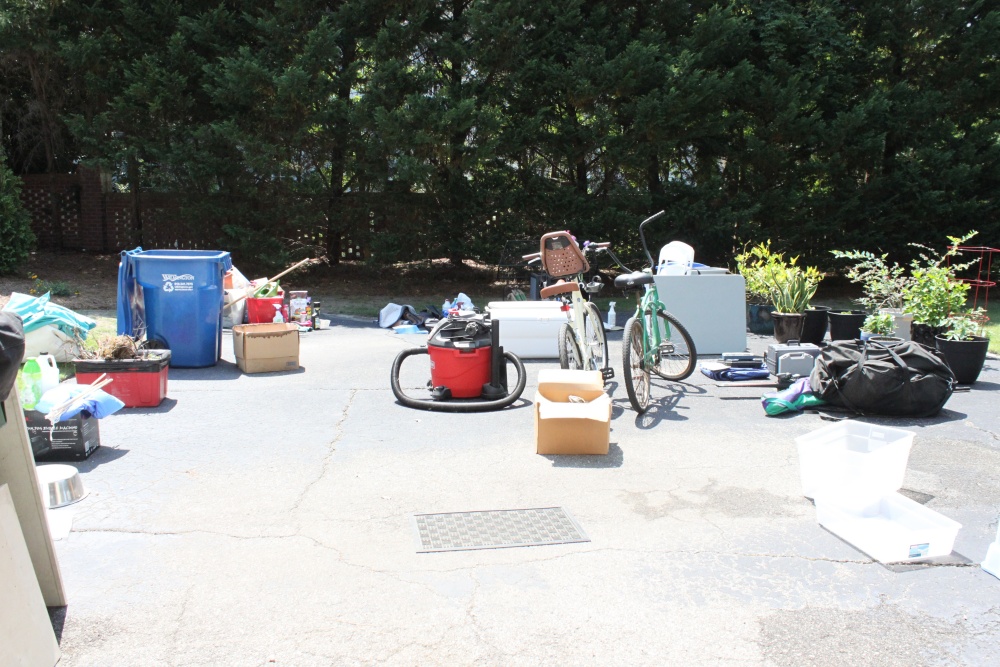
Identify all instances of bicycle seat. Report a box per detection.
[539,231,589,278]
[539,279,580,299]
[614,271,655,291]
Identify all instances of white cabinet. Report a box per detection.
[652,274,747,355]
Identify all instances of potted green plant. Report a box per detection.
[935,308,990,384]
[860,312,897,342]
[762,256,822,344]
[902,232,977,346]
[831,249,913,340]
[735,242,780,334]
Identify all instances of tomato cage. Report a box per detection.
[949,245,999,310]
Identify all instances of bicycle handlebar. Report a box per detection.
[638,210,666,267]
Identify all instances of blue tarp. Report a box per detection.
[1,292,97,339]
[36,384,125,421]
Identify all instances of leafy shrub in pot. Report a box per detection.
[935,309,990,384]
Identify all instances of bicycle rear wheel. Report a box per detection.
[583,302,608,372]
[651,309,697,381]
[621,315,650,413]
[558,321,583,369]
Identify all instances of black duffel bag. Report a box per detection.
[810,339,955,417]
[0,312,26,402]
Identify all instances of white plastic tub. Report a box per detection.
[815,491,961,562]
[796,421,915,498]
[486,301,568,359]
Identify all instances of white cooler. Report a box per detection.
[487,301,568,359]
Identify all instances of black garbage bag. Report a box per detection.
[0,312,26,402]
[810,339,955,417]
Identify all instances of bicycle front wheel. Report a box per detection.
[621,315,650,413]
[558,321,584,370]
[582,302,609,372]
[651,309,697,381]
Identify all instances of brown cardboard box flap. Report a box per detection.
[536,369,605,402]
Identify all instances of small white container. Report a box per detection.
[815,490,961,562]
[486,301,568,359]
[796,421,915,498]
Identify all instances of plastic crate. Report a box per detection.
[74,351,170,408]
[815,490,961,562]
[795,421,915,498]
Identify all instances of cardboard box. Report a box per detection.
[535,369,611,455]
[232,323,300,374]
[24,410,100,461]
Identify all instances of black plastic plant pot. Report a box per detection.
[800,306,830,346]
[828,310,867,341]
[771,312,805,344]
[911,323,948,348]
[935,335,990,384]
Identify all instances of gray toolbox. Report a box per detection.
[765,340,821,376]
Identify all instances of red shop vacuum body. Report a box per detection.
[390,314,526,412]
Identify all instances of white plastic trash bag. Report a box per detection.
[23,325,82,362]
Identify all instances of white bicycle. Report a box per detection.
[523,231,612,380]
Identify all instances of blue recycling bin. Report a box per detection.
[118,249,232,367]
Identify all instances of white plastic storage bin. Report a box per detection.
[796,421,915,498]
[486,301,568,359]
[815,490,961,562]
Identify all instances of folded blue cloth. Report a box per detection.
[36,384,125,420]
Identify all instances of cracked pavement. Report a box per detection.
[49,319,1000,666]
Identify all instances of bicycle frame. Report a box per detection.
[633,280,671,370]
[563,275,595,368]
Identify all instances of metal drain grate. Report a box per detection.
[413,507,590,553]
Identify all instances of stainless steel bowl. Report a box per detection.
[36,464,88,508]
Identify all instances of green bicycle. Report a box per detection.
[613,211,697,413]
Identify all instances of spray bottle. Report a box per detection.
[606,302,617,328]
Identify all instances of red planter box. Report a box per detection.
[74,350,170,408]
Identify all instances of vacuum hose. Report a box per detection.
[390,347,527,412]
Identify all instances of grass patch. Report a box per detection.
[984,301,1000,355]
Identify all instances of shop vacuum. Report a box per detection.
[390,314,526,412]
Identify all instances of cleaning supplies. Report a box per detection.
[606,302,616,328]
[17,357,43,410]
[37,353,60,396]
[272,304,285,323]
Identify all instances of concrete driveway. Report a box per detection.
[49,317,1000,666]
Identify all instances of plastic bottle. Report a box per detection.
[272,304,285,323]
[606,302,617,328]
[37,353,59,396]
[18,358,43,410]
[442,299,452,318]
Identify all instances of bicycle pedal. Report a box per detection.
[601,367,615,381]
[658,343,675,356]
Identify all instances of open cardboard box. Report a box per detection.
[535,369,611,455]
[232,323,300,374]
